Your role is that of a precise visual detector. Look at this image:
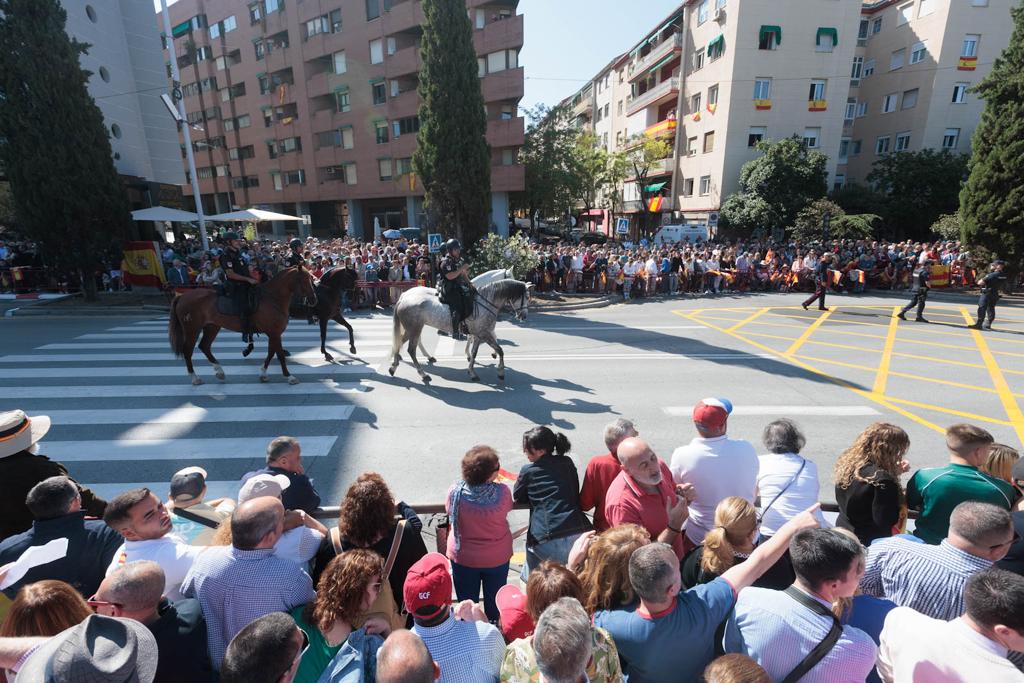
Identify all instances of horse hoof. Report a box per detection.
[388,367,396,377]
[350,347,357,354]
[242,344,254,358]
[422,375,432,384]
[259,374,269,383]
[191,376,204,386]
[324,353,334,362]
[215,371,225,381]
[498,374,505,382]
[492,353,497,359]
[288,376,300,385]
[428,357,436,365]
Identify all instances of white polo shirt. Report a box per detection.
[106,533,207,601]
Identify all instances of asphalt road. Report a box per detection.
[2,291,1022,518]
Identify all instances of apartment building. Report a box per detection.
[65,1,185,205]
[161,0,525,238]
[842,0,1013,184]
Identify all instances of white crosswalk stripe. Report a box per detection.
[3,315,401,495]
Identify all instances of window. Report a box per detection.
[962,34,980,57]
[342,127,354,149]
[223,114,250,131]
[501,149,516,166]
[758,25,780,50]
[330,9,342,33]
[378,158,392,181]
[617,100,623,115]
[693,49,705,71]
[858,19,869,41]
[833,174,846,192]
[687,136,698,157]
[856,101,868,117]
[396,157,413,175]
[753,78,771,100]
[683,178,695,196]
[919,0,934,17]
[595,106,602,123]
[603,103,609,118]
[285,169,305,186]
[220,82,244,101]
[500,104,514,120]
[852,140,862,155]
[209,15,236,39]
[488,50,514,73]
[816,28,836,53]
[232,176,259,188]
[333,51,347,75]
[195,46,213,61]
[305,16,329,40]
[882,93,897,113]
[703,131,715,153]
[872,17,882,34]
[898,2,914,25]
[690,92,702,113]
[901,88,918,109]
[699,175,711,196]
[477,57,486,78]
[851,56,863,81]
[707,84,719,107]
[910,41,927,64]
[839,138,850,163]
[895,132,911,151]
[392,116,420,137]
[876,136,891,154]
[344,162,358,184]
[802,127,820,149]
[264,0,279,13]
[808,80,826,102]
[942,128,960,149]
[972,0,989,5]
[271,172,283,191]
[336,90,350,112]
[708,36,724,61]
[366,0,380,21]
[369,39,383,64]
[372,81,386,105]
[375,120,389,144]
[844,97,856,121]
[952,83,968,103]
[863,58,875,77]
[748,126,766,147]
[890,49,905,70]
[697,0,709,25]
[279,137,301,153]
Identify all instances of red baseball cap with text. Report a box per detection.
[693,397,733,430]
[403,553,453,619]
[495,584,534,642]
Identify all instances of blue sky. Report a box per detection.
[518,0,683,112]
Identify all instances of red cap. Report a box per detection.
[692,397,733,430]
[495,584,534,642]
[403,553,452,619]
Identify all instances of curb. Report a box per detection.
[0,293,74,301]
[8,304,171,317]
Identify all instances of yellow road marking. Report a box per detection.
[784,308,834,356]
[883,397,1014,427]
[894,336,1024,359]
[873,307,901,395]
[887,370,1024,398]
[744,332,879,354]
[793,355,879,372]
[727,307,771,333]
[819,316,892,329]
[962,308,1024,446]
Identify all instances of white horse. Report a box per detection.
[389,279,532,383]
[471,268,514,289]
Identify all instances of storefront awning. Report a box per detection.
[816,27,838,46]
[644,181,667,193]
[759,25,782,45]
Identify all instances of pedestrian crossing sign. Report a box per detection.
[428,233,443,254]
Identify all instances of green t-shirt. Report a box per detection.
[291,605,342,683]
[907,463,1015,544]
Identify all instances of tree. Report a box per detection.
[624,135,672,238]
[720,137,828,235]
[830,182,887,217]
[0,0,131,300]
[468,233,537,278]
[511,104,577,232]
[413,0,490,246]
[931,213,963,240]
[569,132,611,216]
[792,198,845,242]
[868,149,968,240]
[960,2,1024,270]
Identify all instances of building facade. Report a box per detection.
[65,0,186,206]
[161,0,524,238]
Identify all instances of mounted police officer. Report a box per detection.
[897,257,931,322]
[438,238,472,341]
[969,260,1008,330]
[286,238,305,267]
[221,231,259,356]
[802,252,833,311]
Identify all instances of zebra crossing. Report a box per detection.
[2,314,406,501]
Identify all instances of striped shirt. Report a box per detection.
[412,610,505,683]
[860,538,991,620]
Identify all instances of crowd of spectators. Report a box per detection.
[2,403,1024,682]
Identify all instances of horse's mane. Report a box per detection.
[478,278,526,300]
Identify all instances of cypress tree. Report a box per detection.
[413,0,491,246]
[0,0,131,300]
[959,2,1024,270]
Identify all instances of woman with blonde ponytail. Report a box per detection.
[681,497,794,590]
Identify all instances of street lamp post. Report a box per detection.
[158,0,210,251]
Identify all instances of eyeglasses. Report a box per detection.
[86,595,123,612]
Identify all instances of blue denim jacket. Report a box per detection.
[315,628,384,683]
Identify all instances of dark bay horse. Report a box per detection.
[168,266,317,385]
[290,266,358,361]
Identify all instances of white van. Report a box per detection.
[653,224,709,245]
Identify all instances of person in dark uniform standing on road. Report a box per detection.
[802,252,834,311]
[438,239,472,341]
[969,260,1008,330]
[286,238,305,267]
[897,257,931,322]
[222,232,260,357]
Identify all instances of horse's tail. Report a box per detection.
[390,308,404,358]
[168,295,186,359]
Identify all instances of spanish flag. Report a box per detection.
[121,241,166,287]
[958,56,977,71]
[929,264,951,287]
[706,102,717,114]
[754,99,772,111]
[648,196,664,212]
[830,269,842,286]
[808,99,827,112]
[691,111,701,122]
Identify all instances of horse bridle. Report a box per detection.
[474,290,528,321]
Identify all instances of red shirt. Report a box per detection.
[604,461,684,559]
[579,453,622,532]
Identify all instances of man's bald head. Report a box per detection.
[231,497,284,550]
[377,630,438,683]
[617,437,663,488]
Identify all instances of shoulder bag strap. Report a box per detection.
[780,586,843,683]
[330,526,342,554]
[383,520,406,580]
[172,506,221,529]
[758,459,807,523]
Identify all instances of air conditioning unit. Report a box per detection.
[713,8,725,22]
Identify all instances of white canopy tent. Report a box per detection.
[130,207,199,222]
[205,208,304,222]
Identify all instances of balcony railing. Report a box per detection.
[645,118,677,139]
[572,96,592,119]
[628,33,683,82]
[626,76,680,116]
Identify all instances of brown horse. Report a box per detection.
[168,266,317,385]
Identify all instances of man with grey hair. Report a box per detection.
[860,500,1015,620]
[377,629,440,683]
[581,418,639,531]
[0,475,122,599]
[241,435,321,513]
[533,598,593,683]
[92,560,213,681]
[181,497,316,667]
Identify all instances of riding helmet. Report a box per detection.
[445,238,462,253]
[289,238,303,250]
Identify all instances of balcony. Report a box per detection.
[486,117,525,148]
[644,118,677,139]
[388,88,420,118]
[491,164,525,192]
[572,96,592,119]
[387,44,420,78]
[474,13,523,54]
[382,0,424,36]
[626,76,680,116]
[481,67,523,102]
[647,157,676,176]
[628,33,683,83]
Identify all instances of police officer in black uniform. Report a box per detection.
[802,252,834,311]
[897,258,931,322]
[286,238,305,267]
[969,260,1008,330]
[222,232,260,356]
[438,239,472,340]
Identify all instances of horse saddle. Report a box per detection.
[216,288,260,317]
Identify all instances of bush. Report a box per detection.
[467,233,537,280]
